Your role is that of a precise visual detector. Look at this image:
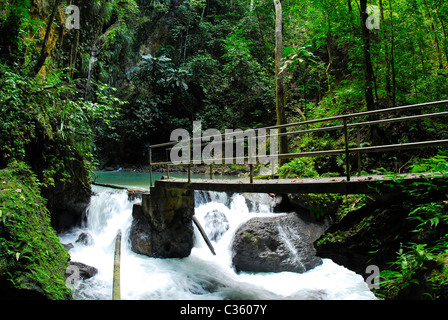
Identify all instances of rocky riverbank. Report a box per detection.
[100,164,253,177]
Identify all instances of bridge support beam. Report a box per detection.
[130,185,195,258]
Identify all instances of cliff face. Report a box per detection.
[0,0,94,231]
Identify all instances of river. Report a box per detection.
[59,171,377,300]
[91,170,240,190]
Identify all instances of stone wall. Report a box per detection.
[130,186,194,258]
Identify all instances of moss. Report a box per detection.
[0,161,72,300]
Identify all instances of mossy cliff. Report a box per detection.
[0,162,72,300]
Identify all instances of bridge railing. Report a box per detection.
[148,100,448,186]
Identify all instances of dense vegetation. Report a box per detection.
[0,0,447,299]
[315,151,448,299]
[0,162,72,299]
[2,0,447,166]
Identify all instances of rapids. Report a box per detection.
[59,186,377,300]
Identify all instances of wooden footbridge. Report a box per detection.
[149,100,448,195]
[120,100,448,262]
[153,172,444,195]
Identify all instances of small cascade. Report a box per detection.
[84,44,99,100]
[60,187,377,300]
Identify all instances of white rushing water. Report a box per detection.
[59,187,377,300]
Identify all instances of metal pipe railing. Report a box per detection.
[150,100,448,150]
[148,100,448,186]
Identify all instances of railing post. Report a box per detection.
[357,126,361,176]
[166,164,170,179]
[210,164,213,179]
[250,164,254,184]
[343,117,351,182]
[149,165,153,188]
[188,164,191,183]
[149,147,153,188]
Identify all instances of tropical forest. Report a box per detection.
[0,0,448,302]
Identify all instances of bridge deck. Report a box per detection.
[154,173,443,194]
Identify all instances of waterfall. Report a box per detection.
[60,187,377,300]
[84,45,99,100]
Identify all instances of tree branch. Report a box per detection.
[29,0,62,78]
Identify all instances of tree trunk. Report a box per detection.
[433,3,448,66]
[359,0,375,112]
[360,0,383,145]
[388,0,397,107]
[325,13,333,93]
[347,0,357,37]
[30,0,62,78]
[435,9,448,66]
[423,0,444,69]
[69,29,80,80]
[379,0,392,105]
[274,0,287,166]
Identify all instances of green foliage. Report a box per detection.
[378,242,448,300]
[408,202,448,231]
[374,151,448,299]
[125,53,192,141]
[0,63,121,185]
[278,157,319,178]
[292,193,344,220]
[410,152,448,176]
[0,162,72,299]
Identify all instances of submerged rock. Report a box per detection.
[204,210,229,241]
[241,193,283,213]
[75,232,94,246]
[232,213,326,273]
[66,261,98,281]
[62,243,74,251]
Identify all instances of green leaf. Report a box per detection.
[283,46,294,58]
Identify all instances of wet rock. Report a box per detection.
[75,232,94,246]
[130,203,153,255]
[62,243,74,251]
[232,213,326,273]
[66,261,98,281]
[241,193,283,213]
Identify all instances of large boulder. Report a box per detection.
[232,213,326,273]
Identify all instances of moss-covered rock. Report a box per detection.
[0,162,72,300]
